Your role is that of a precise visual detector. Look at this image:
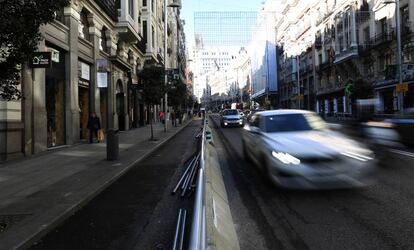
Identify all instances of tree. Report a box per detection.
[167,80,187,109]
[0,0,69,100]
[138,62,166,140]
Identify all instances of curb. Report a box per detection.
[204,116,240,250]
[10,121,193,250]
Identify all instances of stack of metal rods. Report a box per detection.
[172,208,187,250]
[172,153,201,197]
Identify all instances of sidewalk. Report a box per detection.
[0,121,191,250]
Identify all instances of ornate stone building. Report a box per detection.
[0,0,184,161]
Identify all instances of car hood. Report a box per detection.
[263,130,371,159]
[222,115,240,119]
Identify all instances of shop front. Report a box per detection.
[45,45,66,148]
[97,59,110,132]
[78,61,91,141]
[375,81,414,114]
[316,88,349,118]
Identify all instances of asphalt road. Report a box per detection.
[29,121,201,250]
[210,115,414,250]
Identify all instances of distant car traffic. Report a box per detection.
[220,109,244,127]
[242,110,377,189]
[384,108,414,146]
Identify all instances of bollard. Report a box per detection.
[106,129,119,161]
[206,131,213,143]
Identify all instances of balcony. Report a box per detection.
[316,61,331,72]
[136,34,146,53]
[383,64,414,81]
[316,11,333,26]
[315,36,322,50]
[402,22,412,37]
[95,0,117,20]
[372,31,394,46]
[116,0,140,43]
[334,46,359,64]
[356,11,371,23]
[358,42,373,54]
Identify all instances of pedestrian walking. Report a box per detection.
[87,112,101,143]
[178,110,182,124]
[159,111,165,124]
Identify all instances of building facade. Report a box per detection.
[249,0,280,108]
[0,0,185,161]
[277,0,414,117]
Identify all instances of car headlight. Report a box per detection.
[272,151,301,165]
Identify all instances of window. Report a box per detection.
[401,6,410,34]
[264,114,327,133]
[151,0,154,12]
[363,27,370,45]
[152,26,155,48]
[380,18,387,34]
[143,0,147,7]
[128,0,134,18]
[54,9,65,24]
[143,21,148,44]
[79,10,90,41]
[99,27,108,52]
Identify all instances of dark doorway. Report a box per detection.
[45,46,66,148]
[116,80,125,131]
[79,86,89,140]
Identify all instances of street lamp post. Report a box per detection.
[383,0,403,114]
[395,0,404,114]
[163,0,181,132]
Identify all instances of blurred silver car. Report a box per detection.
[221,109,244,127]
[242,110,377,189]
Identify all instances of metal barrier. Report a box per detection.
[189,116,207,250]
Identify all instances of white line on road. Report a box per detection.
[389,149,414,158]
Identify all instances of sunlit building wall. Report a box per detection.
[249,0,279,107]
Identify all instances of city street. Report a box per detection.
[28,122,201,250]
[210,115,414,250]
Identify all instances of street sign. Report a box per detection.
[396,82,409,93]
[30,52,52,68]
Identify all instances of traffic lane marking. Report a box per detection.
[389,149,414,158]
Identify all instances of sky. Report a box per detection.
[181,0,264,48]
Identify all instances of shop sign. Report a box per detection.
[48,48,60,63]
[79,62,90,81]
[97,59,110,72]
[396,82,409,93]
[97,72,108,88]
[30,52,51,68]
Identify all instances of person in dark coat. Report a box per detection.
[87,112,101,143]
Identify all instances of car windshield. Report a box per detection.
[264,113,327,133]
[223,110,238,116]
